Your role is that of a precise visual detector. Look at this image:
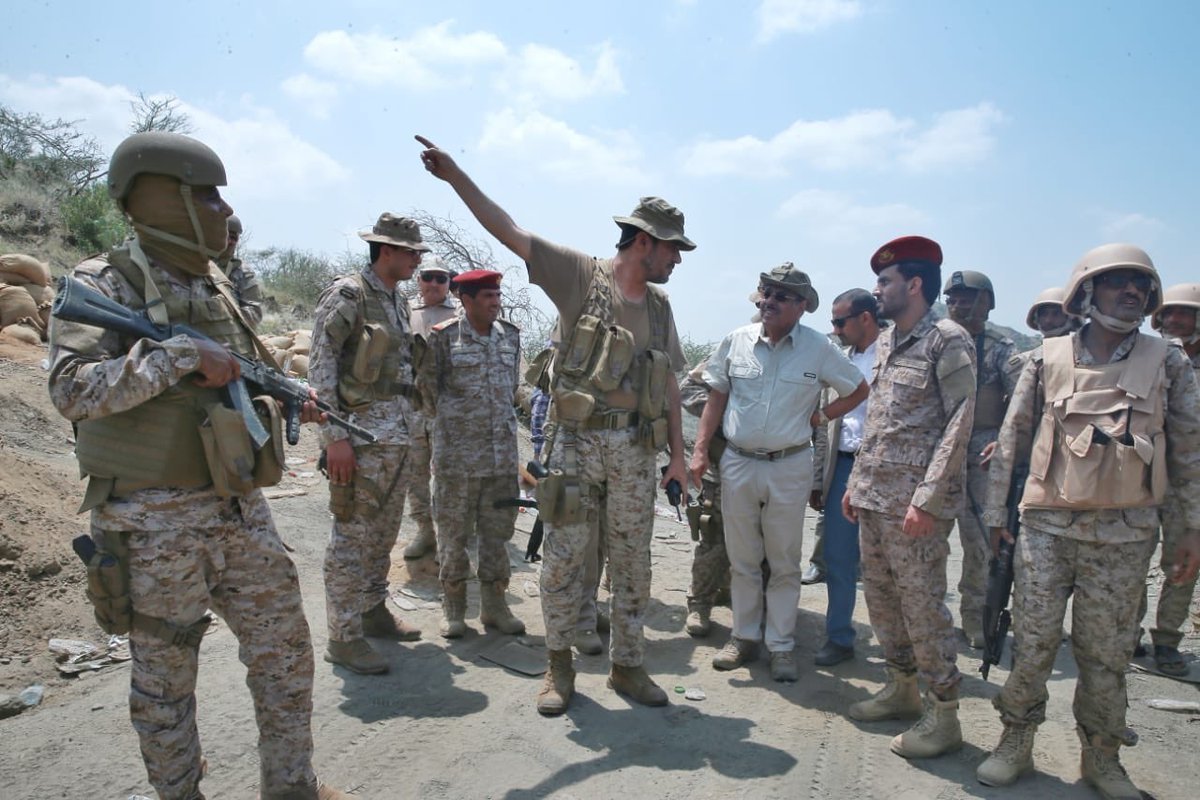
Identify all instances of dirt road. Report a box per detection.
[0,344,1196,799]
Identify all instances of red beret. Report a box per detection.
[451,269,503,289]
[870,235,943,274]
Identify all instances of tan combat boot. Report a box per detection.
[977,722,1036,786]
[440,580,468,639]
[685,601,712,637]
[848,668,922,721]
[259,779,354,799]
[574,629,604,656]
[1078,728,1141,800]
[324,638,387,675]
[537,649,575,716]
[403,525,437,559]
[890,692,963,758]
[608,664,669,706]
[480,579,526,635]
[362,600,422,641]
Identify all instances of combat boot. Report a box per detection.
[536,649,575,716]
[608,664,669,706]
[848,668,922,722]
[440,580,468,639]
[324,638,387,675]
[575,629,604,655]
[890,692,962,758]
[480,580,526,635]
[403,525,437,559]
[977,722,1036,786]
[362,600,422,641]
[1078,728,1141,800]
[685,600,712,637]
[260,779,354,799]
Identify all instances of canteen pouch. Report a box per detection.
[637,350,670,419]
[83,535,132,636]
[534,468,583,526]
[587,325,636,392]
[685,499,703,542]
[552,388,595,425]
[350,323,389,384]
[251,395,285,488]
[557,314,602,378]
[638,416,669,451]
[525,346,555,392]
[198,403,256,497]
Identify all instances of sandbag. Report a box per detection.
[265,334,295,350]
[289,330,312,355]
[2,322,42,346]
[289,354,309,378]
[0,284,40,329]
[35,284,55,329]
[0,254,50,287]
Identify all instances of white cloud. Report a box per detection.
[757,0,863,42]
[280,73,340,119]
[682,103,1004,177]
[478,108,644,185]
[1099,211,1166,242]
[0,74,348,198]
[776,188,928,242]
[497,42,624,104]
[302,22,508,91]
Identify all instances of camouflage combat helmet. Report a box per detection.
[1064,243,1160,316]
[107,131,227,202]
[1151,283,1200,331]
[943,269,995,310]
[1026,286,1067,330]
[227,214,243,236]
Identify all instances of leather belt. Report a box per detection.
[727,441,811,462]
[583,410,640,430]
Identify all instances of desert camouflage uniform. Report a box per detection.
[216,254,264,329]
[419,315,521,583]
[405,296,459,541]
[48,260,316,799]
[679,367,729,609]
[955,325,1022,639]
[983,330,1200,740]
[847,308,976,696]
[309,266,413,642]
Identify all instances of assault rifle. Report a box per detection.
[52,276,376,446]
[981,463,1028,681]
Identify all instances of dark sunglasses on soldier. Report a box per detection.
[759,287,800,303]
[1096,271,1152,293]
[831,315,852,328]
[420,272,449,284]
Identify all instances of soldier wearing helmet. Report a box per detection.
[1026,286,1080,338]
[1134,282,1200,676]
[942,270,1023,649]
[47,132,351,800]
[216,213,265,329]
[977,245,1200,796]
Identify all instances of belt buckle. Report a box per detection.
[764,449,784,462]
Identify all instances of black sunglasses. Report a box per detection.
[420,272,449,284]
[831,316,851,328]
[1096,271,1152,293]
[759,287,800,303]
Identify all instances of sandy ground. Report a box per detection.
[0,342,1197,800]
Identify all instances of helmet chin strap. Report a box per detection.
[130,185,222,260]
[1079,277,1151,335]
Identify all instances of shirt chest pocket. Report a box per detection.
[888,357,931,404]
[449,344,487,391]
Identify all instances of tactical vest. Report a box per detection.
[550,261,671,426]
[73,247,260,503]
[1022,333,1168,511]
[335,273,413,412]
[974,380,1006,429]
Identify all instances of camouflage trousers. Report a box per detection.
[577,518,607,632]
[434,473,519,583]
[857,509,960,696]
[954,459,992,638]
[324,443,409,642]
[688,478,730,608]
[402,411,435,535]
[996,529,1155,739]
[540,426,656,666]
[1138,491,1200,648]
[98,491,315,800]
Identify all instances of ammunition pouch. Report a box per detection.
[588,325,636,392]
[351,323,389,384]
[84,536,133,635]
[638,416,670,451]
[199,403,257,497]
[251,396,286,487]
[551,388,596,425]
[557,314,603,378]
[533,468,583,526]
[525,347,554,392]
[637,349,670,420]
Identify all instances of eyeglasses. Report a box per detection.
[831,316,851,328]
[1096,271,1152,293]
[420,272,449,284]
[759,287,800,303]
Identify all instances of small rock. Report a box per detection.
[0,694,26,719]
[0,656,10,665]
[91,703,105,711]
[19,684,44,707]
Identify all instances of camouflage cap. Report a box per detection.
[613,197,696,251]
[358,212,431,251]
[758,262,820,313]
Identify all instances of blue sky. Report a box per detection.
[3,0,1196,343]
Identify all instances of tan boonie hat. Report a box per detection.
[358,212,430,251]
[613,197,696,251]
[758,262,820,313]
